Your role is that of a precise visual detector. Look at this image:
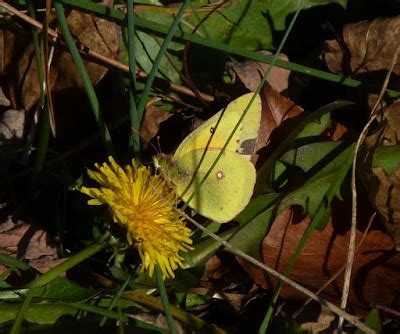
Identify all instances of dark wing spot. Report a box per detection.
[239,138,257,155]
[210,127,215,133]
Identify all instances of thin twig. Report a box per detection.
[0,1,214,102]
[339,38,400,330]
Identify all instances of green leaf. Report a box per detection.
[183,229,236,267]
[182,194,280,264]
[279,143,354,220]
[120,27,183,84]
[280,141,344,173]
[373,145,400,175]
[0,278,95,303]
[186,0,347,50]
[0,302,77,325]
[228,194,280,259]
[175,292,211,310]
[296,113,331,139]
[36,278,96,302]
[355,309,382,334]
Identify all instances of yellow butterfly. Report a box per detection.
[157,93,261,223]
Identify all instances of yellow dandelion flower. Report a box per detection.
[79,156,193,279]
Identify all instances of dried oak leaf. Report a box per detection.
[359,101,400,249]
[1,0,118,114]
[238,202,400,315]
[227,51,290,93]
[0,217,64,274]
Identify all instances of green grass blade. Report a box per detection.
[134,0,191,156]
[256,2,306,330]
[0,253,31,271]
[53,0,113,154]
[26,0,51,175]
[155,265,177,334]
[126,0,139,155]
[66,302,167,333]
[26,0,45,108]
[99,274,132,327]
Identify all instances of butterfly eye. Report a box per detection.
[210,127,215,133]
[216,171,224,180]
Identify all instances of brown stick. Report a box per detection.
[0,1,214,102]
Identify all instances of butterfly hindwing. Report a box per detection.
[172,149,256,223]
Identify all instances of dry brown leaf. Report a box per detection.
[238,202,400,315]
[368,167,400,250]
[0,216,63,274]
[0,109,24,145]
[360,101,400,249]
[1,0,118,121]
[139,102,173,149]
[200,252,251,294]
[324,16,400,98]
[227,51,290,93]
[300,306,335,333]
[252,83,303,164]
[325,17,400,76]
